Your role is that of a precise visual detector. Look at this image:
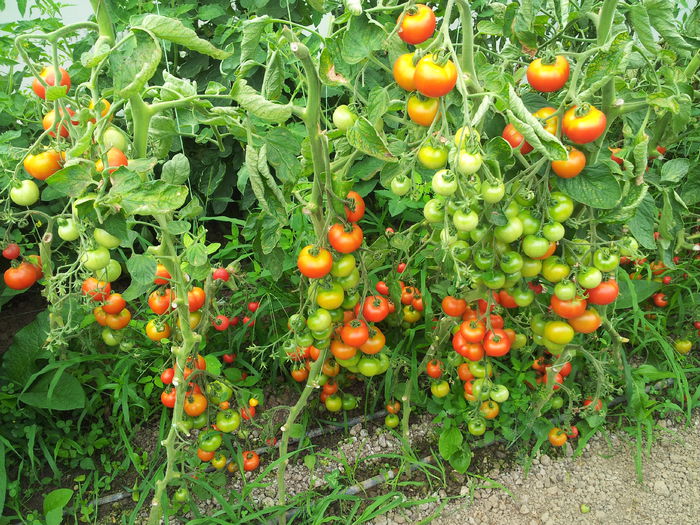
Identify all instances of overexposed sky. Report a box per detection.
[0,0,91,25]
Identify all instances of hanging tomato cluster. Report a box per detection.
[3,245,42,291]
[393,4,457,127]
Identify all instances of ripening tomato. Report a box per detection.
[4,263,37,290]
[340,319,369,347]
[146,319,171,341]
[88,98,111,121]
[344,191,365,223]
[552,147,586,179]
[43,108,76,138]
[328,223,363,254]
[479,400,500,419]
[407,95,439,127]
[187,287,206,312]
[360,295,390,322]
[426,359,443,378]
[360,327,385,354]
[418,145,449,169]
[154,264,171,285]
[532,107,559,135]
[502,124,533,154]
[568,308,602,333]
[483,329,511,357]
[562,105,607,144]
[23,150,64,180]
[105,308,131,330]
[527,56,570,92]
[586,280,619,305]
[2,243,20,260]
[548,427,567,447]
[652,292,668,308]
[397,4,436,45]
[550,295,587,319]
[102,293,126,314]
[95,147,128,173]
[297,245,333,278]
[32,66,71,99]
[393,53,417,91]
[184,393,208,417]
[442,296,467,317]
[414,54,457,98]
[149,289,172,315]
[81,277,111,301]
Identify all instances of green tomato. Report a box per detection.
[10,180,40,206]
[216,409,242,433]
[205,380,233,404]
[174,487,189,504]
[481,180,506,203]
[468,360,492,378]
[450,240,471,262]
[512,333,528,349]
[57,218,80,241]
[550,396,564,409]
[565,238,593,266]
[499,251,524,274]
[494,217,523,243]
[547,192,574,222]
[503,271,522,288]
[430,380,450,398]
[592,248,620,272]
[341,289,360,309]
[358,356,382,377]
[328,308,344,323]
[295,331,315,348]
[521,257,542,278]
[336,353,361,368]
[481,269,506,289]
[577,266,603,289]
[94,228,121,249]
[311,325,333,340]
[307,308,332,332]
[503,200,521,219]
[177,417,194,433]
[432,170,458,196]
[418,145,448,169]
[468,418,486,436]
[518,209,542,236]
[511,286,535,307]
[331,254,356,277]
[469,225,488,243]
[342,393,357,411]
[94,259,122,282]
[325,394,343,412]
[490,384,509,403]
[514,188,536,207]
[333,105,356,132]
[530,314,547,335]
[81,246,111,271]
[316,282,345,309]
[472,378,491,400]
[288,313,307,332]
[192,413,208,429]
[522,235,551,259]
[618,236,639,257]
[542,337,566,355]
[199,430,223,452]
[376,351,390,373]
[452,208,479,232]
[424,199,445,223]
[541,257,571,283]
[554,280,577,301]
[391,175,412,196]
[542,222,565,242]
[101,327,123,346]
[473,249,495,270]
[457,150,482,175]
[385,413,400,428]
[101,125,129,152]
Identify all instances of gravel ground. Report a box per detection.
[377,412,700,525]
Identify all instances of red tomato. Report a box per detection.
[328,223,363,254]
[393,53,417,91]
[344,191,365,222]
[586,280,619,305]
[527,56,570,92]
[502,124,533,154]
[483,329,511,357]
[397,4,436,45]
[414,55,457,98]
[552,147,586,179]
[562,105,607,144]
[32,66,71,99]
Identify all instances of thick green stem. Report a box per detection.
[456,0,482,92]
[129,95,152,159]
[89,0,116,44]
[684,50,700,79]
[147,214,200,525]
[597,0,619,115]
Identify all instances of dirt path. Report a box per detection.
[377,413,700,525]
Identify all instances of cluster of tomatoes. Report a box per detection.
[10,66,129,211]
[548,397,603,448]
[393,4,457,127]
[2,244,43,291]
[504,54,607,179]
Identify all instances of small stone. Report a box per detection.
[653,479,670,496]
[519,505,529,515]
[541,454,551,465]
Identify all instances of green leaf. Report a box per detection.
[512,0,537,49]
[161,153,190,185]
[556,164,621,209]
[2,311,49,385]
[616,274,662,309]
[43,489,74,516]
[303,454,317,471]
[627,193,657,249]
[240,16,267,65]
[319,48,349,86]
[119,180,189,216]
[260,246,285,280]
[45,165,95,198]
[122,255,157,302]
[20,370,86,411]
[341,15,384,65]
[141,15,231,59]
[580,33,633,100]
[629,4,659,54]
[449,447,473,474]
[506,87,567,161]
[204,355,222,377]
[680,176,700,205]
[438,427,463,460]
[644,0,694,56]
[262,50,283,100]
[346,116,396,162]
[110,29,162,98]
[80,36,112,68]
[231,79,292,123]
[660,158,689,184]
[367,88,390,125]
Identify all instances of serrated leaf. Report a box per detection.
[161,153,190,185]
[346,116,395,162]
[449,447,472,474]
[231,79,292,123]
[645,0,694,56]
[245,145,273,217]
[258,144,287,219]
[341,14,384,65]
[141,15,231,59]
[507,86,567,161]
[46,165,96,198]
[629,4,659,54]
[120,180,189,215]
[240,17,267,65]
[438,427,463,460]
[262,50,283,100]
[110,29,161,98]
[628,193,657,249]
[122,254,157,302]
[579,33,632,99]
[556,164,621,209]
[660,158,689,184]
[319,47,348,86]
[367,87,390,124]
